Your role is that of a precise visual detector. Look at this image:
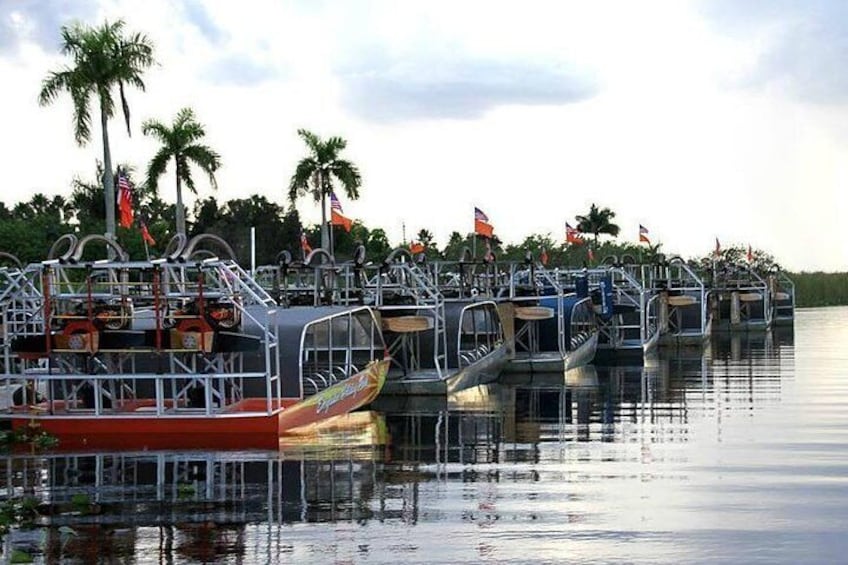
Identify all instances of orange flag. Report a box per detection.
[474,207,494,238]
[330,192,353,232]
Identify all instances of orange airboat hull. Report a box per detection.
[9,359,389,451]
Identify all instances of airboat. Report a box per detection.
[257,247,510,395]
[0,234,388,450]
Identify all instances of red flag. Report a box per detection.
[566,222,583,245]
[639,224,651,244]
[117,170,134,228]
[300,232,313,256]
[330,192,353,232]
[714,237,721,258]
[474,207,494,238]
[540,247,549,265]
[140,222,156,246]
[409,242,425,254]
[747,245,753,263]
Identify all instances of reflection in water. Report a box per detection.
[3,312,848,563]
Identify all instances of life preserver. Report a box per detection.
[174,318,215,351]
[60,321,99,352]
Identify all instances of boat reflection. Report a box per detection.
[1,411,392,561]
[0,329,794,563]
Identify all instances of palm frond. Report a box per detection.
[38,70,72,105]
[326,136,348,152]
[296,129,321,153]
[70,83,93,145]
[145,147,171,193]
[141,119,171,143]
[182,144,221,189]
[178,155,197,194]
[288,158,318,202]
[330,159,362,200]
[119,80,131,136]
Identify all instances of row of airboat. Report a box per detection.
[0,234,794,450]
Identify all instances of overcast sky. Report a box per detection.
[1,0,847,271]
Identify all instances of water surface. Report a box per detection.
[2,307,847,563]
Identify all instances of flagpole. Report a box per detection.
[250,226,256,276]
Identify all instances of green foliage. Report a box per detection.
[70,494,91,511]
[575,203,620,243]
[288,129,362,252]
[0,496,41,534]
[790,272,848,307]
[10,549,33,563]
[39,19,156,239]
[442,231,471,261]
[190,195,294,265]
[38,19,155,145]
[143,107,221,236]
[177,482,196,499]
[288,129,362,204]
[365,228,392,259]
[692,244,781,273]
[0,422,59,452]
[414,229,441,258]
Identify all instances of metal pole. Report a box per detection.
[250,226,256,276]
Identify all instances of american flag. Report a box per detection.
[566,222,582,244]
[330,192,344,213]
[639,224,651,244]
[474,207,489,222]
[117,170,134,228]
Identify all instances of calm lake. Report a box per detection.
[2,307,847,563]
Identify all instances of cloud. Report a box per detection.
[339,54,597,122]
[0,0,98,55]
[202,52,282,86]
[702,0,848,104]
[179,0,226,44]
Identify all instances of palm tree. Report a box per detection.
[39,19,155,243]
[288,129,362,253]
[575,203,620,244]
[143,108,221,236]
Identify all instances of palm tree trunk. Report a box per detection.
[100,102,116,246]
[318,171,329,251]
[175,163,186,236]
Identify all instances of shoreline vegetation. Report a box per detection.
[790,273,848,308]
[0,191,843,309]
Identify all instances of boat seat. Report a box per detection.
[514,306,554,321]
[514,307,553,356]
[382,316,433,332]
[667,295,697,307]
